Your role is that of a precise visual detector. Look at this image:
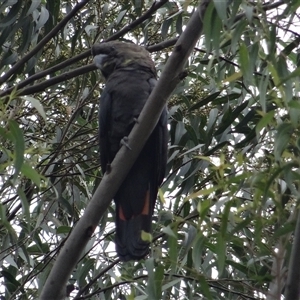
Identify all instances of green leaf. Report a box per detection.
[192,233,205,270]
[161,18,172,39]
[199,276,213,300]
[220,202,231,237]
[17,187,30,222]
[213,0,227,23]
[56,226,72,234]
[256,110,275,135]
[9,120,25,179]
[141,230,152,242]
[216,233,226,274]
[211,8,222,55]
[231,19,246,53]
[2,268,21,293]
[21,163,41,186]
[239,42,250,81]
[23,96,47,121]
[288,100,300,110]
[145,258,156,299]
[154,264,164,298]
[36,6,49,31]
[274,221,296,238]
[274,123,293,160]
[0,203,17,240]
[168,228,178,272]
[162,278,181,291]
[26,0,41,16]
[203,1,215,53]
[189,91,221,111]
[116,9,127,25]
[214,100,249,136]
[162,225,177,239]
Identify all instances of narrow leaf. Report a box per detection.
[9,120,24,179]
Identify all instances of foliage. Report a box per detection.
[0,0,300,299]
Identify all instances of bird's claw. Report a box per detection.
[120,137,132,150]
[105,163,111,174]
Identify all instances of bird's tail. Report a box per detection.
[115,190,153,261]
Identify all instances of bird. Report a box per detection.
[91,41,168,261]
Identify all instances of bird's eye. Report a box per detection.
[111,46,116,51]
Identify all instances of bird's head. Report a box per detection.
[91,41,156,79]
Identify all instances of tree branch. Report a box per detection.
[0,0,91,85]
[13,37,179,97]
[285,208,300,300]
[18,64,96,96]
[106,0,168,41]
[39,0,211,299]
[0,0,168,97]
[234,0,285,22]
[0,51,91,97]
[0,38,179,97]
[1,0,285,98]
[267,208,297,300]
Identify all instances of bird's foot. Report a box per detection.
[120,137,132,150]
[105,163,111,174]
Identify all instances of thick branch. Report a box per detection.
[267,238,289,300]
[39,1,210,299]
[285,209,300,300]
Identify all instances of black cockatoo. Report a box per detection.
[91,41,168,261]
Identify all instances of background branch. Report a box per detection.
[0,0,91,85]
[0,0,168,97]
[18,64,96,96]
[14,38,179,96]
[0,0,285,98]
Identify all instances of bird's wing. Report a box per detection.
[98,88,112,174]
